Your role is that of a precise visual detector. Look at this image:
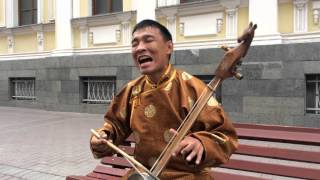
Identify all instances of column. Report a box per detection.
[55,0,73,51]
[48,0,56,22]
[1,0,5,26]
[37,0,44,23]
[5,0,18,27]
[249,0,278,35]
[73,0,81,18]
[135,0,157,22]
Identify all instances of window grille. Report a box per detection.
[19,0,37,26]
[195,75,222,103]
[92,0,122,15]
[180,0,205,4]
[82,77,116,104]
[10,78,36,100]
[306,74,320,114]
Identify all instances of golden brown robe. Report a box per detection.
[91,64,238,180]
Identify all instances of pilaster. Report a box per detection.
[294,0,308,32]
[249,0,279,35]
[55,0,73,54]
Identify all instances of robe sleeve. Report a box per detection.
[90,84,133,159]
[180,74,238,168]
[191,105,238,167]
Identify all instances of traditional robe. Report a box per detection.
[91,64,238,179]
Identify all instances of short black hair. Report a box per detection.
[132,19,172,42]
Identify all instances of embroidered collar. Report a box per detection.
[145,64,174,88]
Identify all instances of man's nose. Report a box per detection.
[135,42,146,52]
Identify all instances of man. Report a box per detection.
[90,19,238,179]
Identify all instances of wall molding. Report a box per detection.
[1,31,320,61]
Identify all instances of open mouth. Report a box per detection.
[138,55,153,65]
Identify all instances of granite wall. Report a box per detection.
[0,42,319,127]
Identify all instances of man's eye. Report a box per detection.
[145,38,153,42]
[131,42,138,47]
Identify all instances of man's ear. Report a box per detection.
[166,40,174,54]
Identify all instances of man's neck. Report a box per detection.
[147,64,171,85]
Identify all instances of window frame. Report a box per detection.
[306,74,320,114]
[80,76,116,104]
[92,0,122,15]
[10,77,36,100]
[18,0,38,26]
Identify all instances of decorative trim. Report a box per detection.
[121,21,131,45]
[80,24,89,48]
[72,11,136,27]
[37,31,44,52]
[2,32,320,61]
[225,8,238,38]
[294,0,308,32]
[312,0,320,24]
[167,16,176,42]
[0,23,55,36]
[7,34,14,54]
[177,0,223,16]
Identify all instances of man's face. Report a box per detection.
[131,27,173,81]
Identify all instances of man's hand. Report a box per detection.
[90,130,110,152]
[170,129,204,165]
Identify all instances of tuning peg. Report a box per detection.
[220,45,231,52]
[234,72,243,80]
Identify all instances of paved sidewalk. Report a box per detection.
[0,106,105,180]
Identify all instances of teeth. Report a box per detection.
[138,55,152,64]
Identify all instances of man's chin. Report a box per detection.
[139,68,152,75]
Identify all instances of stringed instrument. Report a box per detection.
[92,22,257,180]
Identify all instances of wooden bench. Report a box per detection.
[67,123,320,180]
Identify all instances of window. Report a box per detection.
[10,77,36,100]
[81,77,116,104]
[92,0,122,15]
[180,0,203,4]
[19,0,37,26]
[196,75,222,103]
[306,74,320,114]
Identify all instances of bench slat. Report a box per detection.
[93,162,268,180]
[66,175,102,180]
[237,127,320,145]
[237,144,320,163]
[101,156,132,168]
[222,159,320,180]
[88,172,120,180]
[212,171,267,180]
